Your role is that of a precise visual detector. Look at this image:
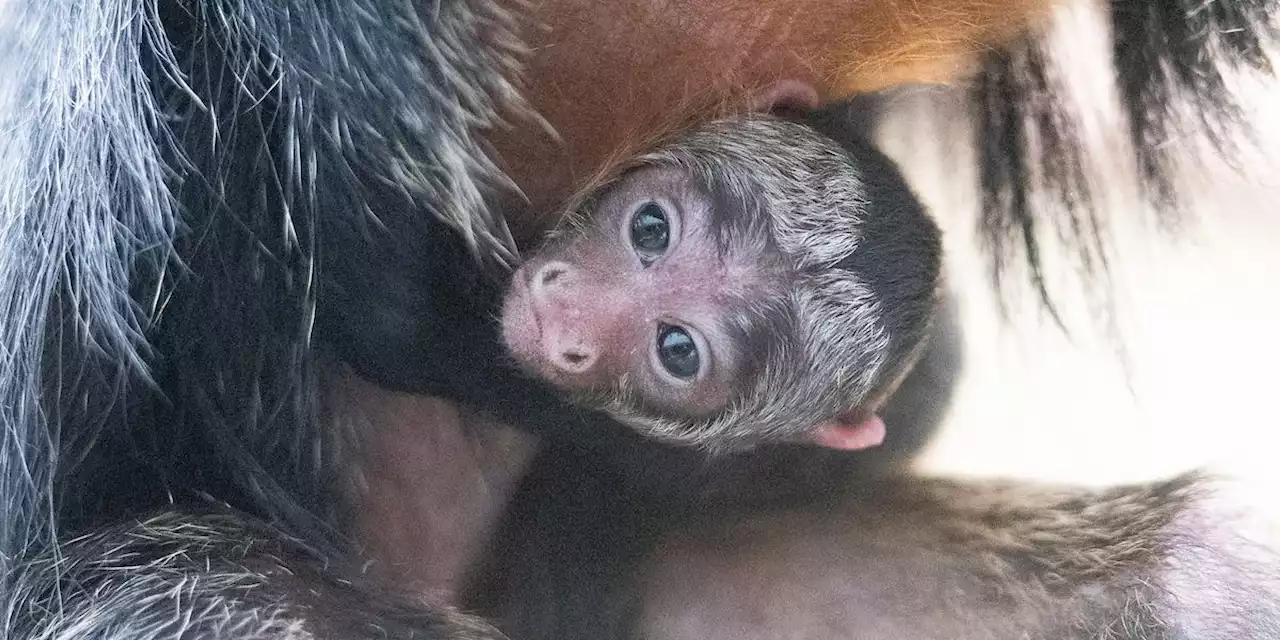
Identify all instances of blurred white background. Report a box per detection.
[878,4,1280,490]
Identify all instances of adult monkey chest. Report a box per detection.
[490,0,1055,241]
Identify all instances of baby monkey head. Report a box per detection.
[502,116,941,453]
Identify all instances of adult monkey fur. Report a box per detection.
[1,1,1279,640]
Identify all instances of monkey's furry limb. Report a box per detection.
[10,512,505,640]
[633,472,1280,640]
[0,0,526,636]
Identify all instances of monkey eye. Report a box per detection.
[656,323,700,379]
[629,202,670,264]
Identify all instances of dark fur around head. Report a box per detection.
[560,117,941,451]
[971,1,1279,322]
[0,0,533,634]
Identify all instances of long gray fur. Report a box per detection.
[0,0,526,636]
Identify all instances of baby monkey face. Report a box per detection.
[501,116,940,452]
[502,165,775,419]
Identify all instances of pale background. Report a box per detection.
[880,4,1280,490]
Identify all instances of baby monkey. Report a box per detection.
[502,116,942,452]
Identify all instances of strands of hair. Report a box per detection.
[0,0,180,608]
[1113,0,1279,208]
[972,0,1278,323]
[0,0,528,634]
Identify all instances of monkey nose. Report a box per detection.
[551,345,597,374]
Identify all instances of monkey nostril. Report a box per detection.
[541,267,565,286]
[557,348,595,372]
[533,261,572,291]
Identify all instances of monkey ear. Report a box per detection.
[808,413,886,451]
[749,79,820,115]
